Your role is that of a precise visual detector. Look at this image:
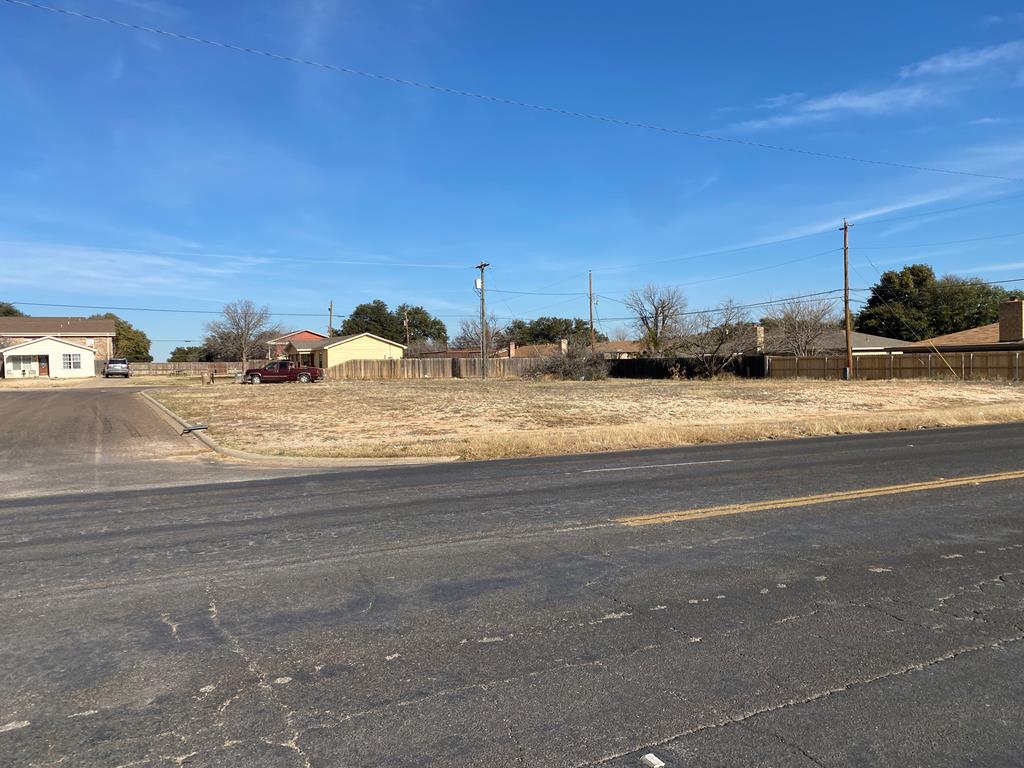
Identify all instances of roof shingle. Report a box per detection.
[0,317,116,335]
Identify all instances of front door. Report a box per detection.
[38,355,49,377]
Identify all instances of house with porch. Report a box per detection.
[1,336,97,379]
[266,329,329,360]
[285,333,405,369]
[0,316,116,362]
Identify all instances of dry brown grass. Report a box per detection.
[0,377,90,388]
[150,378,1024,460]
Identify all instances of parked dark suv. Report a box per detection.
[103,358,131,378]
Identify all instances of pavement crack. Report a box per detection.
[160,612,181,642]
[744,724,828,767]
[205,581,313,768]
[576,632,1024,767]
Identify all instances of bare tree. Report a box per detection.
[679,299,756,377]
[203,299,282,367]
[761,297,840,356]
[452,313,509,351]
[624,284,687,355]
[608,326,633,342]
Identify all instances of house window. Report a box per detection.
[62,353,82,370]
[10,356,22,371]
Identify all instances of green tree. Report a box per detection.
[855,264,1022,341]
[0,302,25,317]
[168,345,215,363]
[395,304,448,345]
[505,316,607,345]
[338,300,402,341]
[89,313,153,362]
[336,300,448,348]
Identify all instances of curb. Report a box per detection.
[137,390,456,468]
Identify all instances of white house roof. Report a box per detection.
[1,336,97,355]
[286,332,407,351]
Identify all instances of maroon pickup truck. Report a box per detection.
[245,360,324,384]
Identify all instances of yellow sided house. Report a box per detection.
[285,333,406,369]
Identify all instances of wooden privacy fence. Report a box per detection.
[105,361,245,375]
[608,356,767,379]
[768,352,1024,381]
[325,357,536,380]
[451,357,535,379]
[325,358,454,380]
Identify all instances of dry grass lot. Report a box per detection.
[151,378,1024,460]
[0,375,202,389]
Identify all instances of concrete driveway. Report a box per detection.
[0,386,328,499]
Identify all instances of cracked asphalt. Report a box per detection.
[2,388,1024,766]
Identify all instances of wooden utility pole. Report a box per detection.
[403,308,411,348]
[842,219,854,379]
[328,300,334,337]
[589,270,596,354]
[476,262,490,380]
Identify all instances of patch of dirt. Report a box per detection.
[151,378,1024,460]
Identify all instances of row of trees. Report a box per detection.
[450,315,609,350]
[11,261,1012,367]
[169,300,611,362]
[854,264,1022,340]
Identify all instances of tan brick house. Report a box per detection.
[0,317,117,362]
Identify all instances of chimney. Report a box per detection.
[508,340,517,358]
[560,338,569,355]
[753,323,766,353]
[999,299,1024,343]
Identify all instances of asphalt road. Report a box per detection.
[2,389,1024,767]
[0,387,334,499]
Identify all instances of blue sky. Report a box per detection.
[3,0,1024,359]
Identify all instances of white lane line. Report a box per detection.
[582,459,733,474]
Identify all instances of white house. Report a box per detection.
[1,336,97,379]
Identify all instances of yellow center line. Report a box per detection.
[615,469,1024,527]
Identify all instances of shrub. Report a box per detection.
[528,345,609,380]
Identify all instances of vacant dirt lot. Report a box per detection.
[151,378,1024,460]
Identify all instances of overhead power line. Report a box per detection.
[5,0,1023,184]
[9,289,864,325]
[854,190,1024,228]
[855,229,1024,250]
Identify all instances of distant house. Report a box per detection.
[285,333,406,369]
[0,316,116,362]
[1,336,97,379]
[763,329,910,357]
[266,329,329,361]
[895,299,1024,353]
[503,339,641,359]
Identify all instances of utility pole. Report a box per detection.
[475,262,490,380]
[589,270,596,355]
[403,307,411,348]
[842,219,854,380]
[328,300,334,337]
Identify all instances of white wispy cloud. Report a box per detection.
[732,40,1024,132]
[900,39,1024,78]
[0,241,255,296]
[110,0,183,16]
[732,84,942,131]
[980,13,1024,26]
